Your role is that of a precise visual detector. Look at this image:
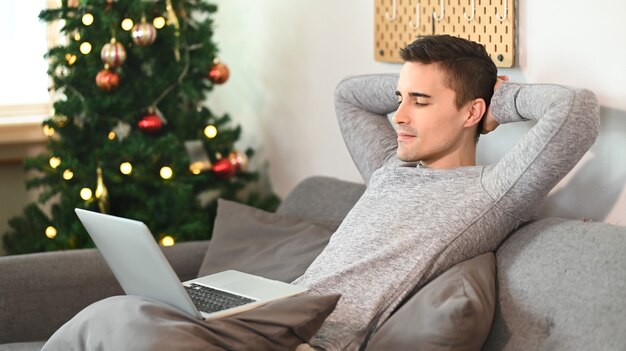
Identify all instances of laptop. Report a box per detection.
[75,208,307,320]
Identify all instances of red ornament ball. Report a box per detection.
[101,38,126,67]
[137,114,164,133]
[212,158,235,179]
[95,68,120,91]
[208,62,229,84]
[131,20,157,46]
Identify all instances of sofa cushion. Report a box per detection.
[41,293,340,351]
[366,252,496,351]
[0,341,46,351]
[198,199,338,282]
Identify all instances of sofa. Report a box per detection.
[1,176,625,350]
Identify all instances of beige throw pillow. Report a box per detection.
[366,252,496,351]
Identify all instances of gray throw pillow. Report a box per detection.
[43,293,340,351]
[198,199,338,282]
[366,252,496,351]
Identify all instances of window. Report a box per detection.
[0,0,55,146]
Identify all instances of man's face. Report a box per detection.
[393,62,469,164]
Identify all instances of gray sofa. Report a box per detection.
[1,176,625,350]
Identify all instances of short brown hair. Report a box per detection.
[400,35,497,140]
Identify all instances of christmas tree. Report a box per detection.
[3,0,279,255]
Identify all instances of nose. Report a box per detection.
[392,102,409,125]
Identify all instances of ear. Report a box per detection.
[463,98,487,128]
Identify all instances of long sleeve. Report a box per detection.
[334,74,399,185]
[482,83,600,221]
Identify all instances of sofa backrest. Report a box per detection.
[483,217,626,350]
[276,176,365,223]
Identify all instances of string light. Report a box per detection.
[73,31,81,41]
[108,131,116,140]
[65,54,77,65]
[160,166,173,180]
[120,162,133,175]
[45,226,57,239]
[189,165,202,175]
[80,188,93,200]
[49,157,61,169]
[43,125,55,137]
[153,17,166,29]
[79,42,92,55]
[204,125,217,139]
[82,13,94,26]
[62,169,74,180]
[121,18,134,31]
[160,235,175,246]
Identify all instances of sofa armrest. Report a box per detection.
[0,240,209,344]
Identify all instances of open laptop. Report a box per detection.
[75,208,307,320]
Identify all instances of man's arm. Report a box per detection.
[482,82,600,221]
[334,74,399,185]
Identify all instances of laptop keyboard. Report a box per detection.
[185,283,256,313]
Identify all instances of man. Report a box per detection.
[43,35,599,350]
[291,34,599,350]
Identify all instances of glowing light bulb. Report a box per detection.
[43,125,55,136]
[79,42,92,54]
[49,157,61,169]
[45,226,57,239]
[153,16,166,29]
[160,166,173,180]
[80,188,93,200]
[73,31,81,41]
[121,18,134,31]
[204,125,217,139]
[120,162,133,175]
[160,235,175,247]
[65,54,77,65]
[62,169,74,180]
[189,165,202,175]
[82,13,94,26]
[108,131,116,140]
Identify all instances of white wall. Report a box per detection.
[208,0,626,226]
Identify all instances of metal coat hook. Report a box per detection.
[433,0,445,22]
[409,4,420,29]
[496,0,508,22]
[464,0,475,21]
[385,0,397,21]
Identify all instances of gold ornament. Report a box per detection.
[95,166,110,213]
[165,0,181,61]
[100,38,126,68]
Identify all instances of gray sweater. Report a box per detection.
[292,74,600,351]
